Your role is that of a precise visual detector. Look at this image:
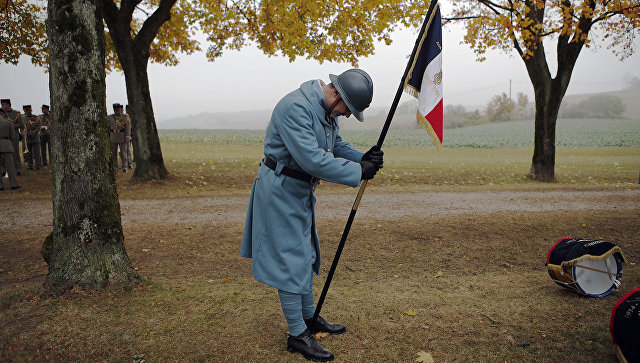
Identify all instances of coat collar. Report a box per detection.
[300,80,335,128]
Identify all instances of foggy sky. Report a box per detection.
[1,21,638,121]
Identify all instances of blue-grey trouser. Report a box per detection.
[277,239,317,337]
[278,289,316,337]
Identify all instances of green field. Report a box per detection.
[1,119,639,362]
[159,118,640,148]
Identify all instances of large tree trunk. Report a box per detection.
[518,19,585,181]
[121,43,169,180]
[43,0,138,295]
[528,79,561,182]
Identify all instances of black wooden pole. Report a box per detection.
[311,0,440,326]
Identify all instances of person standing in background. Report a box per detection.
[107,103,131,172]
[40,104,51,166]
[0,109,20,190]
[23,105,43,171]
[1,99,24,176]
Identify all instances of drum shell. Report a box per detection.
[547,264,581,294]
[546,238,626,297]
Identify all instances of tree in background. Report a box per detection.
[486,92,530,121]
[444,104,486,128]
[624,76,640,90]
[43,0,138,294]
[449,0,639,181]
[516,93,530,118]
[101,0,199,180]
[486,93,515,121]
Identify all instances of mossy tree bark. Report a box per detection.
[101,0,173,180]
[43,0,138,295]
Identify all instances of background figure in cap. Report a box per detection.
[0,110,20,190]
[23,105,43,170]
[240,69,382,362]
[107,103,131,172]
[0,108,4,178]
[40,105,51,166]
[125,104,133,170]
[1,99,25,175]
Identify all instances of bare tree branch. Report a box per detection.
[135,0,177,52]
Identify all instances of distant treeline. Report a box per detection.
[558,94,627,119]
[443,92,628,129]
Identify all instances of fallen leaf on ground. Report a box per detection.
[434,271,444,278]
[404,310,417,316]
[416,350,434,363]
[315,332,329,339]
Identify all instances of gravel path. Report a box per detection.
[2,189,639,232]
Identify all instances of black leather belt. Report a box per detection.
[0,136,9,139]
[111,129,124,133]
[263,157,319,184]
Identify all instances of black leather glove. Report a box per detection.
[362,145,384,169]
[361,160,378,180]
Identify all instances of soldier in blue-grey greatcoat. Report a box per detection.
[241,69,384,362]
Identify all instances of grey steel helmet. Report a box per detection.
[329,69,373,122]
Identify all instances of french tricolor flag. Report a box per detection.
[403,1,443,150]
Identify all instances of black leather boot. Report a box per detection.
[287,329,334,362]
[305,316,346,335]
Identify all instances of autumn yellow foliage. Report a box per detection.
[0,0,47,65]
[4,0,432,71]
[451,0,640,61]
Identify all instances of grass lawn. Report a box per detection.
[5,145,638,201]
[1,140,639,362]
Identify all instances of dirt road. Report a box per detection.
[2,189,638,232]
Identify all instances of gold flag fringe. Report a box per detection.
[416,110,442,151]
[558,246,627,270]
[404,84,420,100]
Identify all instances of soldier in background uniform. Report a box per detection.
[108,103,131,172]
[40,104,51,166]
[0,109,20,190]
[1,99,24,175]
[125,104,133,170]
[0,108,6,179]
[23,105,43,170]
[0,108,4,176]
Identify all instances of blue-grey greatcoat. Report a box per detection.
[241,80,365,294]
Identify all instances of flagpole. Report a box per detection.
[311,0,440,327]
